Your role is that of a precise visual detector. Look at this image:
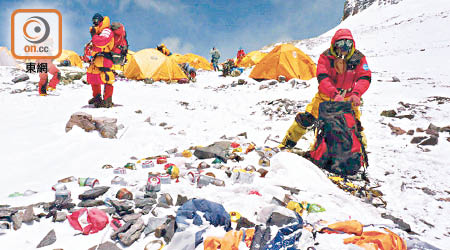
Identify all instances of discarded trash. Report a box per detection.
[146,176,161,192]
[245,143,256,154]
[229,211,241,222]
[231,142,240,148]
[287,201,325,216]
[186,170,200,184]
[23,190,37,196]
[166,165,179,179]
[157,157,167,164]
[111,176,127,185]
[51,183,67,191]
[198,161,210,169]
[182,150,192,158]
[102,164,113,169]
[78,178,99,187]
[248,190,262,196]
[197,175,225,188]
[231,169,255,184]
[55,189,71,202]
[159,174,171,184]
[58,176,77,183]
[8,192,23,198]
[259,157,271,167]
[113,167,127,174]
[124,163,136,170]
[116,188,133,200]
[142,160,155,168]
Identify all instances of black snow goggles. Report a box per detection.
[334,39,353,52]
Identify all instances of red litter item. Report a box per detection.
[67,208,109,235]
[248,190,262,196]
[231,142,240,148]
[164,163,175,170]
[110,218,122,231]
[157,157,167,164]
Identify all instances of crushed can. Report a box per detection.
[52,183,67,191]
[113,167,127,174]
[142,160,155,168]
[111,176,127,185]
[259,157,270,167]
[78,178,99,187]
[198,161,210,170]
[159,174,171,184]
[264,149,275,158]
[55,189,71,201]
[182,150,192,158]
[245,143,256,154]
[116,188,133,200]
[197,175,225,188]
[187,170,200,184]
[231,169,254,184]
[146,176,161,192]
[58,176,76,183]
[124,163,136,170]
[157,157,167,164]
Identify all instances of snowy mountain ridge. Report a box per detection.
[343,0,404,20]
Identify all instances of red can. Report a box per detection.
[157,157,167,164]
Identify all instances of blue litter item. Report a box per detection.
[263,214,303,250]
[176,198,231,231]
[237,67,244,73]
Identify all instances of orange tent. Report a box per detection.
[249,44,316,80]
[177,53,212,70]
[237,51,267,68]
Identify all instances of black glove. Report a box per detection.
[90,27,96,37]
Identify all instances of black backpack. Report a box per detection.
[308,101,368,175]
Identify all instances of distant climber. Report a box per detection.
[179,63,197,81]
[236,47,245,64]
[157,44,172,56]
[210,47,221,71]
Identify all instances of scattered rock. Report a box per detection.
[257,168,269,178]
[122,213,142,223]
[23,206,34,223]
[416,128,425,132]
[88,241,122,250]
[118,218,145,246]
[237,79,247,85]
[54,212,67,222]
[426,123,440,137]
[159,122,167,127]
[259,84,269,90]
[277,185,301,195]
[158,193,173,207]
[419,219,435,228]
[381,213,411,232]
[144,117,151,124]
[194,141,231,162]
[381,110,397,117]
[79,186,110,200]
[268,80,278,86]
[36,229,56,248]
[440,126,450,133]
[411,136,427,144]
[407,130,414,135]
[175,195,188,206]
[437,197,450,202]
[144,217,166,236]
[236,216,256,230]
[277,76,286,82]
[78,200,105,207]
[94,117,118,139]
[388,123,406,135]
[65,112,96,132]
[110,200,134,216]
[11,211,23,230]
[419,136,438,146]
[421,187,436,196]
[392,76,400,82]
[134,198,156,209]
[12,74,30,83]
[135,110,142,114]
[396,114,414,120]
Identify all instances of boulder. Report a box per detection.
[65,112,96,132]
[94,117,118,139]
[122,213,142,223]
[426,123,440,137]
[144,217,166,236]
[11,211,23,230]
[118,218,145,246]
[134,198,157,209]
[411,136,427,144]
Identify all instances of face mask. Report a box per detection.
[334,39,353,52]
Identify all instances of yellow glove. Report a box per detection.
[279,121,307,149]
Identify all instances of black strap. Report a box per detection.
[317,73,330,83]
[357,76,371,83]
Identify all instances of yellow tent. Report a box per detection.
[169,53,184,63]
[112,50,135,71]
[237,51,267,68]
[249,44,316,80]
[55,50,83,68]
[124,48,187,81]
[178,53,212,70]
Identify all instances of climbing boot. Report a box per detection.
[102,97,114,108]
[89,94,102,105]
[279,121,307,149]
